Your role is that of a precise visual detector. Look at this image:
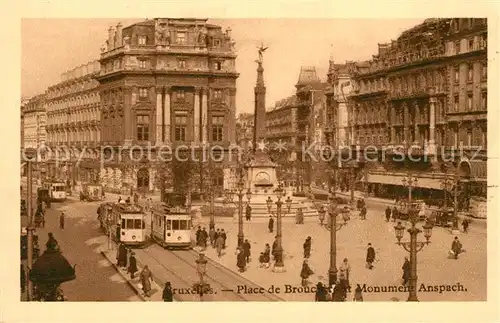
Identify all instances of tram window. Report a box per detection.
[121,219,126,228]
[134,219,142,229]
[172,220,180,230]
[126,219,134,229]
[179,220,188,230]
[166,220,172,230]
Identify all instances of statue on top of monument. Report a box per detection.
[256,42,268,64]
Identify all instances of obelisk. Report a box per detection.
[253,45,267,151]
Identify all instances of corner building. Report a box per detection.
[346,18,487,214]
[96,19,238,194]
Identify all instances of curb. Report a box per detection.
[100,251,146,301]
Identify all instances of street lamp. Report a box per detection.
[246,188,252,203]
[327,193,348,287]
[23,148,37,300]
[237,175,245,248]
[394,210,433,302]
[272,183,286,272]
[194,252,209,301]
[401,173,418,203]
[266,196,273,213]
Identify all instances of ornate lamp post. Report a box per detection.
[29,244,76,301]
[23,148,37,300]
[236,175,245,247]
[401,172,418,203]
[194,253,209,301]
[272,184,286,273]
[327,193,348,287]
[394,214,433,301]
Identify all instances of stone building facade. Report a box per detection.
[345,18,487,206]
[236,112,254,150]
[265,67,328,189]
[22,94,47,149]
[96,18,238,195]
[45,60,102,183]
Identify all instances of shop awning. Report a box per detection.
[366,173,443,190]
[469,160,487,180]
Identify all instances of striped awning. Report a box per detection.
[366,173,443,190]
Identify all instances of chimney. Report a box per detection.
[115,22,123,47]
[225,27,232,38]
[107,26,115,51]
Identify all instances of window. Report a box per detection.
[134,219,142,229]
[176,32,186,44]
[126,219,134,229]
[176,90,185,100]
[139,88,148,98]
[136,115,150,141]
[467,94,473,111]
[454,67,459,83]
[138,36,147,45]
[212,116,224,142]
[121,219,126,228]
[481,63,487,79]
[166,220,171,230]
[213,89,222,99]
[139,60,146,69]
[174,115,187,142]
[179,220,188,230]
[172,220,180,230]
[467,64,473,81]
[481,92,487,109]
[467,130,472,146]
[455,41,461,54]
[454,95,459,111]
[214,39,221,47]
[178,59,186,69]
[468,38,474,50]
[214,61,222,70]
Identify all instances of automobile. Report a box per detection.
[80,184,104,202]
[396,199,427,221]
[428,207,455,227]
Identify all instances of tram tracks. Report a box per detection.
[136,244,282,301]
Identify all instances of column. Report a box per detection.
[124,88,134,146]
[155,87,163,146]
[164,88,171,143]
[148,168,155,191]
[229,88,237,145]
[194,87,200,144]
[413,102,420,144]
[429,97,436,144]
[402,103,408,143]
[201,87,208,144]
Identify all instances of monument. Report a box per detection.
[245,44,278,190]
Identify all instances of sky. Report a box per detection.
[21,18,424,113]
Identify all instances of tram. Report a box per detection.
[98,202,147,247]
[42,181,67,202]
[151,203,193,249]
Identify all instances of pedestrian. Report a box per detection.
[117,243,127,268]
[200,227,208,250]
[451,236,463,260]
[59,212,65,229]
[272,237,278,260]
[353,284,364,302]
[339,258,351,292]
[162,282,173,302]
[385,206,391,222]
[303,236,312,259]
[118,196,122,203]
[215,233,224,257]
[392,206,398,222]
[128,251,138,279]
[242,239,251,263]
[46,232,59,251]
[360,206,367,220]
[268,215,274,233]
[366,243,376,269]
[133,192,139,204]
[246,204,252,221]
[220,229,227,249]
[300,260,314,287]
[125,196,131,204]
[236,247,246,272]
[139,265,153,297]
[314,282,328,302]
[402,256,410,286]
[295,208,304,224]
[332,283,345,302]
[462,219,469,233]
[209,226,216,248]
[116,224,121,243]
[195,226,202,247]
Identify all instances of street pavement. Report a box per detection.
[25,197,141,301]
[194,202,487,301]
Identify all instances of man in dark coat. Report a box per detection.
[116,224,121,243]
[366,243,375,269]
[360,206,367,220]
[402,256,410,286]
[242,239,251,263]
[128,251,138,279]
[195,226,202,247]
[220,229,227,249]
[385,206,391,222]
[303,236,312,259]
[332,283,346,302]
[451,236,463,260]
[314,282,328,302]
[272,237,278,260]
[117,243,128,268]
[392,207,398,222]
[300,260,313,286]
[200,227,208,249]
[59,212,65,229]
[237,247,246,272]
[462,219,469,233]
[162,282,174,302]
[268,215,274,233]
[245,204,252,221]
[46,232,59,251]
[209,227,216,248]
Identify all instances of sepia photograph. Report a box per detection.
[17,12,493,310]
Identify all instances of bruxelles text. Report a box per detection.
[21,141,483,168]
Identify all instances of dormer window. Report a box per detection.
[178,59,186,69]
[138,36,147,45]
[176,32,186,44]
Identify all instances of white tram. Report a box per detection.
[151,203,193,249]
[98,202,147,247]
[43,181,67,202]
